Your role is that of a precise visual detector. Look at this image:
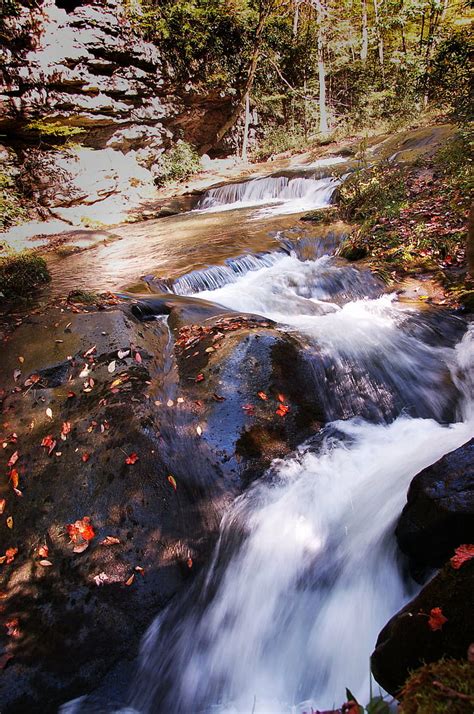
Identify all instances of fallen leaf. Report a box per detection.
[6,517,13,529]
[81,452,90,463]
[61,421,71,439]
[39,560,53,567]
[167,399,174,407]
[79,365,90,378]
[196,425,203,436]
[167,475,177,491]
[242,404,255,415]
[177,397,184,404]
[135,351,142,364]
[187,557,193,568]
[67,516,95,552]
[9,470,19,489]
[7,451,19,468]
[67,391,76,399]
[38,545,49,558]
[18,356,24,364]
[195,373,204,383]
[257,391,268,401]
[125,452,139,465]
[100,536,120,546]
[277,393,286,403]
[0,500,5,515]
[276,404,290,417]
[108,360,116,373]
[125,573,135,586]
[93,572,109,586]
[118,349,130,359]
[13,369,21,383]
[450,544,474,569]
[46,407,53,420]
[428,607,448,631]
[83,345,96,358]
[5,547,17,564]
[41,435,57,455]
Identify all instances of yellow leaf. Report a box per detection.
[6,517,13,529]
[167,475,177,491]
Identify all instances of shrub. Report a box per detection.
[253,126,307,161]
[0,251,51,299]
[155,142,201,185]
[338,164,406,222]
[0,172,26,230]
[25,120,86,140]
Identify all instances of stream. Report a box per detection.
[60,166,474,713]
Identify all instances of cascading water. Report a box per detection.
[196,174,341,216]
[123,248,473,714]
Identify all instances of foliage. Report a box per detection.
[25,120,86,141]
[429,28,474,124]
[0,172,26,230]
[155,141,201,185]
[0,251,51,299]
[399,658,474,713]
[338,164,406,222]
[253,125,307,160]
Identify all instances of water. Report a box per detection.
[124,254,473,714]
[57,165,473,714]
[196,175,340,216]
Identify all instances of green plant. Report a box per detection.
[0,172,26,230]
[253,126,307,161]
[25,120,86,141]
[0,251,51,299]
[155,142,201,185]
[338,164,406,222]
[399,658,474,714]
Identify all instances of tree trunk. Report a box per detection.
[468,201,474,279]
[373,0,385,76]
[241,92,251,162]
[361,0,368,62]
[315,0,329,134]
[293,0,300,37]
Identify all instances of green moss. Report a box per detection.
[67,289,100,304]
[25,120,86,140]
[399,659,474,714]
[0,251,51,299]
[338,164,406,222]
[300,206,339,224]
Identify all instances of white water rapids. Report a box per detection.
[61,173,473,714]
[123,253,474,714]
[196,174,341,216]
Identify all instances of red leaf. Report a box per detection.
[9,469,19,489]
[428,607,448,631]
[450,544,474,569]
[167,475,177,491]
[242,404,255,415]
[135,351,142,364]
[277,393,286,403]
[41,435,57,455]
[67,517,95,545]
[276,404,290,417]
[195,373,204,383]
[257,391,268,401]
[5,547,18,564]
[81,452,90,462]
[37,545,49,558]
[125,452,139,465]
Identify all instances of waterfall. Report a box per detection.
[196,174,340,216]
[124,254,473,714]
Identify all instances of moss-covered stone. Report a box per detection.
[399,659,474,714]
[0,251,51,299]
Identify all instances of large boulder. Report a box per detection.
[371,559,474,697]
[0,295,326,712]
[396,439,474,568]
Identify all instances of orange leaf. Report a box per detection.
[41,435,57,455]
[81,452,90,462]
[257,391,268,400]
[187,557,193,568]
[428,607,448,631]
[0,499,5,515]
[195,373,204,383]
[276,404,290,417]
[67,516,95,545]
[100,536,120,546]
[167,475,177,491]
[9,469,19,490]
[38,545,49,558]
[125,452,139,465]
[125,573,135,586]
[5,547,17,564]
[277,393,286,403]
[450,544,474,569]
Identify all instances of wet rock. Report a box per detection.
[371,559,474,697]
[0,297,327,711]
[395,438,474,567]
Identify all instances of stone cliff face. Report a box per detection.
[0,0,233,233]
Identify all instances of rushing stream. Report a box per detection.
[60,169,474,714]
